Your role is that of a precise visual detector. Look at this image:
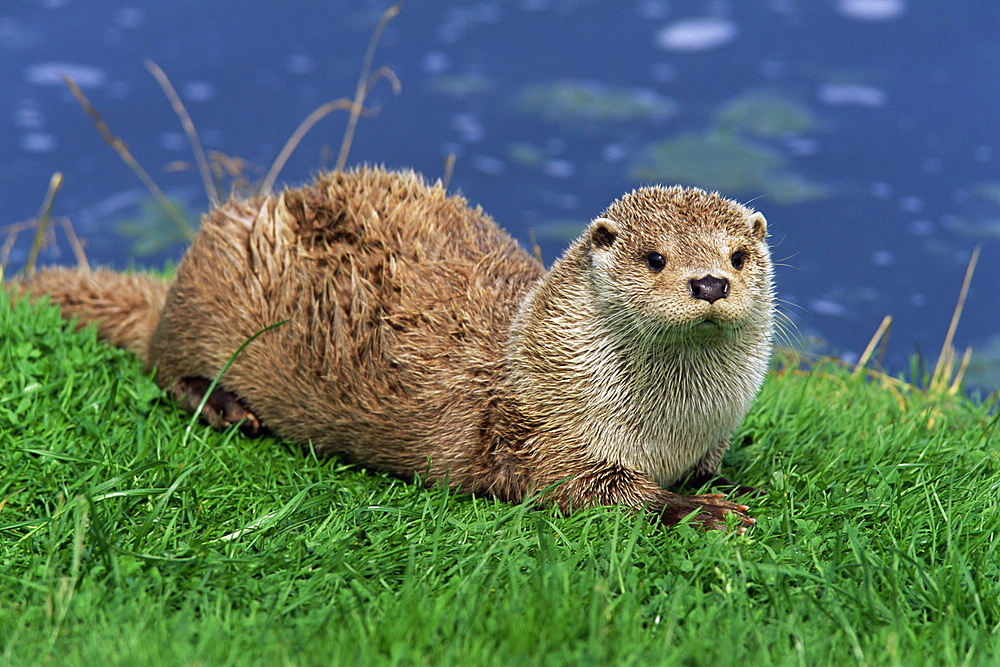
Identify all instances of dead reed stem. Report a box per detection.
[62,74,196,240]
[145,59,219,205]
[23,172,63,276]
[334,4,402,172]
[852,315,892,378]
[261,99,355,194]
[930,246,980,392]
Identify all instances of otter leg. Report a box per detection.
[679,439,763,498]
[542,460,754,531]
[171,377,264,437]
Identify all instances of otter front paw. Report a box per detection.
[172,376,264,437]
[657,492,755,531]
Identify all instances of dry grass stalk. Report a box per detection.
[260,99,356,194]
[0,221,32,277]
[23,173,64,276]
[59,216,90,270]
[334,4,402,172]
[930,246,980,394]
[62,74,196,240]
[1,215,89,279]
[145,59,220,206]
[852,314,892,378]
[261,5,402,193]
[441,154,456,191]
[209,152,262,196]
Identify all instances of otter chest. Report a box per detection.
[583,347,757,488]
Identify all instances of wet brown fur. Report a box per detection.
[12,167,773,529]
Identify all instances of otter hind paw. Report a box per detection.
[172,376,264,437]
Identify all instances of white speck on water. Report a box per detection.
[910,293,926,307]
[543,159,575,178]
[817,83,887,108]
[838,0,906,22]
[422,52,450,74]
[159,131,187,151]
[908,219,935,236]
[638,1,670,21]
[898,196,922,213]
[14,99,43,130]
[284,54,315,76]
[26,62,106,88]
[602,143,626,163]
[20,132,57,153]
[182,81,216,102]
[116,7,145,29]
[809,299,849,317]
[471,155,505,176]
[872,251,893,266]
[452,113,485,144]
[869,182,892,199]
[656,17,737,53]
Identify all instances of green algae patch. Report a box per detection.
[513,80,677,127]
[716,90,819,138]
[630,131,828,205]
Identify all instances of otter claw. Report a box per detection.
[658,492,755,531]
[172,376,264,437]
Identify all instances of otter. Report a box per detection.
[13,167,774,529]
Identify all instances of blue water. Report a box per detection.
[2,1,998,390]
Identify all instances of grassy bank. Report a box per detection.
[2,288,998,666]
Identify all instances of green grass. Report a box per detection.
[2,288,999,666]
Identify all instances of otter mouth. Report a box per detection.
[688,316,737,339]
[693,316,727,332]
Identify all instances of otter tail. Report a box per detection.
[11,267,170,365]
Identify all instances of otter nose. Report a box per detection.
[689,275,729,303]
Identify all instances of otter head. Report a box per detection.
[584,185,773,343]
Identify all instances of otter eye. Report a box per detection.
[646,252,666,271]
[730,250,747,270]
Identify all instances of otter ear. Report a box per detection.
[588,217,621,249]
[749,212,767,241]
